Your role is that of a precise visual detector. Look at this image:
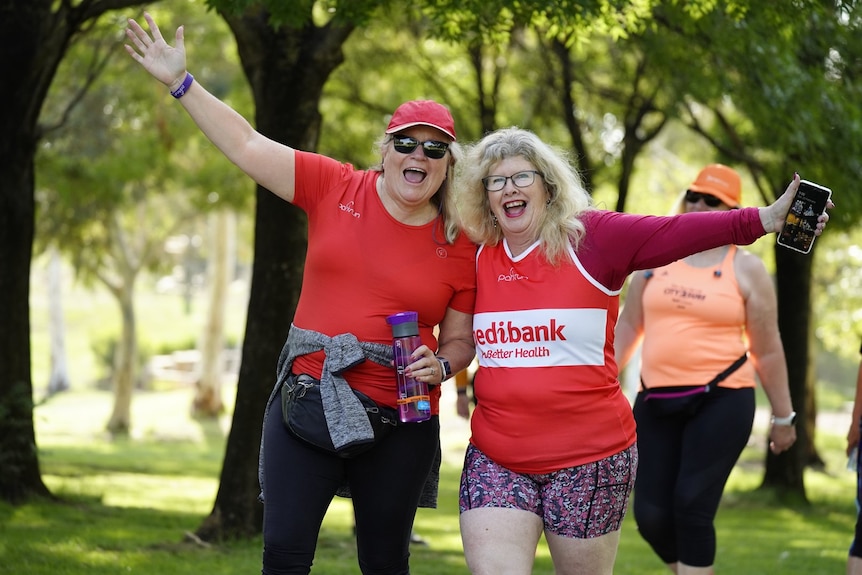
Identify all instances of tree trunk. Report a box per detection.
[105,277,138,436]
[550,37,594,193]
[0,0,154,505]
[47,247,71,395]
[193,210,236,418]
[0,134,48,503]
[0,1,60,504]
[761,243,814,501]
[195,8,355,541]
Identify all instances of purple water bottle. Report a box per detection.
[386,311,431,423]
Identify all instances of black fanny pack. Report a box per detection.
[641,353,748,418]
[281,373,399,458]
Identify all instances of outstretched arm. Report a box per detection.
[125,12,297,203]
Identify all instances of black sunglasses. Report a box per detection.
[684,191,723,207]
[392,135,450,160]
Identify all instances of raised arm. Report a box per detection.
[124,12,296,203]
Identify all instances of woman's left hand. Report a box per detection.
[405,345,445,385]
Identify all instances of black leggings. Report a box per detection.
[632,386,755,568]
[261,397,440,575]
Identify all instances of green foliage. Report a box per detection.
[637,1,862,219]
[813,229,862,362]
[35,0,253,284]
[209,0,383,28]
[418,0,657,45]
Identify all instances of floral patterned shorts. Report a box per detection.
[459,442,638,538]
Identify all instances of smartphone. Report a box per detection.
[776,179,832,254]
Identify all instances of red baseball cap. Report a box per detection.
[688,164,742,207]
[386,100,456,141]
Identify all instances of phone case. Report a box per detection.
[776,179,832,254]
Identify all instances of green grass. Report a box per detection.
[1,386,858,574]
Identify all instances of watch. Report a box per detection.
[436,356,452,380]
[771,411,797,426]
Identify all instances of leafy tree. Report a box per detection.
[39,82,194,435]
[36,2,248,435]
[0,0,154,504]
[608,1,862,498]
[660,2,861,499]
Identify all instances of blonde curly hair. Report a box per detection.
[455,127,593,266]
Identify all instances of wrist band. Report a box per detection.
[170,72,194,99]
[771,411,797,426]
[456,388,468,396]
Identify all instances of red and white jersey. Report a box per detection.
[468,208,767,474]
[470,238,634,475]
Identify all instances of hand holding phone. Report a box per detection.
[776,179,832,254]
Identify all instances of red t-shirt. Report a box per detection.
[470,208,765,473]
[289,151,477,413]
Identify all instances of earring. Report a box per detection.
[492,214,498,227]
[546,199,551,205]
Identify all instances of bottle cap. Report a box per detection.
[386,311,419,338]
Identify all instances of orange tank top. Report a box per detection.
[639,245,756,389]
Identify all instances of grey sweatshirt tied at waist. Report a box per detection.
[257,324,442,509]
[258,323,441,508]
[277,323,392,449]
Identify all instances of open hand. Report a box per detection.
[124,12,187,90]
[761,173,834,234]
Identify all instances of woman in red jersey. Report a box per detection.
[454,128,830,575]
[126,13,476,575]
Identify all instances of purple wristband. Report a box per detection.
[170,72,194,99]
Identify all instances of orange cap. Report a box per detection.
[688,164,741,207]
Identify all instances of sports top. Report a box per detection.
[469,208,765,474]
[639,245,757,389]
[289,151,477,413]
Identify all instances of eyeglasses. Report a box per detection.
[482,170,542,192]
[392,135,450,160]
[684,191,723,207]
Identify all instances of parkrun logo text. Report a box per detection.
[339,201,361,218]
[474,319,566,345]
[498,267,528,282]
